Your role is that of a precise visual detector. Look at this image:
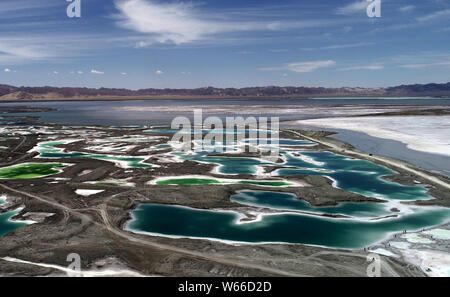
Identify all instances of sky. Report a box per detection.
[0,0,449,89]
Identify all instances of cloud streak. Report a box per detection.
[0,37,54,63]
[261,60,336,73]
[340,64,384,71]
[301,42,373,51]
[91,69,105,75]
[399,61,450,69]
[114,0,337,45]
[335,1,367,15]
[0,34,115,64]
[417,9,450,22]
[399,5,415,13]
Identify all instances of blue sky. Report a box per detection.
[0,0,449,89]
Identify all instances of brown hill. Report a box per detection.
[0,83,448,101]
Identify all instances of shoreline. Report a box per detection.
[290,116,450,157]
[0,96,449,104]
[286,130,450,194]
[371,222,450,277]
[331,129,450,177]
[124,211,450,256]
[280,123,450,177]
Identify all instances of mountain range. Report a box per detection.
[0,82,449,101]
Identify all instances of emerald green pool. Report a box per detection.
[128,144,450,248]
[172,148,431,201]
[0,198,30,236]
[275,151,431,200]
[0,209,28,236]
[127,203,450,249]
[22,137,450,248]
[172,151,270,175]
[0,163,68,179]
[230,191,391,218]
[32,141,153,168]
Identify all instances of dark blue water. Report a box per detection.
[275,151,431,200]
[0,198,28,236]
[126,146,449,248]
[230,190,391,218]
[127,203,450,249]
[1,98,448,125]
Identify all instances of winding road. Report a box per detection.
[0,183,309,276]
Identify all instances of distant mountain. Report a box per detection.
[0,82,449,101]
[385,82,450,96]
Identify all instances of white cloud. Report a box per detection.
[156,70,163,75]
[388,52,450,69]
[399,61,450,69]
[399,5,415,13]
[261,60,336,73]
[287,61,336,72]
[335,1,367,15]
[417,9,450,22]
[4,68,12,72]
[77,71,83,74]
[269,49,289,53]
[91,69,105,75]
[0,1,113,64]
[0,38,52,63]
[0,34,112,64]
[121,72,127,75]
[0,0,60,17]
[301,42,373,51]
[114,0,241,44]
[340,64,384,71]
[114,0,335,45]
[53,71,58,74]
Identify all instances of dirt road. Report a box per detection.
[0,183,306,276]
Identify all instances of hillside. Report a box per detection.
[0,82,449,101]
